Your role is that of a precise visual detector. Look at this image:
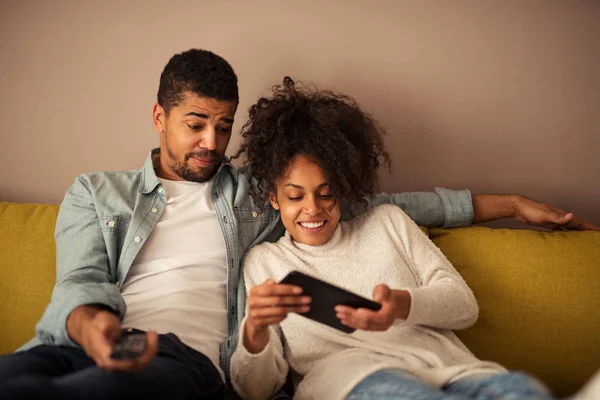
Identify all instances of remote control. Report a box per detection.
[111,333,147,360]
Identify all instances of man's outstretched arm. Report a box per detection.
[472,194,599,231]
[352,188,599,230]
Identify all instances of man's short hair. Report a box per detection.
[157,49,239,114]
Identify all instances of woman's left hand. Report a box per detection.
[335,284,411,331]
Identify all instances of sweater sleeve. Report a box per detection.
[388,206,479,330]
[230,248,289,400]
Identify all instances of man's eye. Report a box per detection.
[188,124,203,130]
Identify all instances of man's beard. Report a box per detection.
[166,143,223,183]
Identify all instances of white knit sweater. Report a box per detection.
[231,205,505,400]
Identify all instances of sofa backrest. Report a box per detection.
[431,226,600,397]
[0,202,58,354]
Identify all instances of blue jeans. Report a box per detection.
[0,332,225,400]
[346,369,554,400]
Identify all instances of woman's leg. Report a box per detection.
[443,372,554,400]
[346,369,468,400]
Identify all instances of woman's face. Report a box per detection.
[270,155,341,246]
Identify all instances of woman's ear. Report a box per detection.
[269,192,279,210]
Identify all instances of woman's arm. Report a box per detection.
[230,249,302,400]
[230,320,289,400]
[392,207,479,329]
[336,206,478,331]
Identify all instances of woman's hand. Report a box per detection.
[243,279,311,353]
[335,284,411,331]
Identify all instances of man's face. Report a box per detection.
[153,92,237,182]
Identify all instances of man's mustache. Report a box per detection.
[185,151,221,161]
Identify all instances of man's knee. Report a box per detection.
[0,351,41,381]
[0,345,89,382]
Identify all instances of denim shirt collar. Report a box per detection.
[139,148,237,194]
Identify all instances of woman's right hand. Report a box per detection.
[243,279,311,354]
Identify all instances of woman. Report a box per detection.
[230,77,554,400]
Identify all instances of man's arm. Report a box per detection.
[345,188,599,230]
[472,194,600,231]
[343,188,473,228]
[35,176,126,346]
[35,177,158,371]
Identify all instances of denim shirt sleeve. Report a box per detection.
[342,188,474,228]
[35,176,126,347]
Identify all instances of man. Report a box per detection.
[0,49,596,400]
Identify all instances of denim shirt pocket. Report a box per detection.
[99,215,131,233]
[234,207,275,252]
[234,207,271,222]
[98,215,131,281]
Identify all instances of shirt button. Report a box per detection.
[151,207,158,213]
[107,220,115,228]
[251,211,258,218]
[134,236,141,243]
[157,187,164,194]
[223,216,228,224]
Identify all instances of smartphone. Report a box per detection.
[279,270,382,333]
[111,333,147,360]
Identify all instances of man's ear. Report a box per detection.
[269,192,279,210]
[153,103,166,134]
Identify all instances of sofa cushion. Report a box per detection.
[430,226,600,397]
[0,202,58,354]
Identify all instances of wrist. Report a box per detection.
[509,194,524,218]
[243,321,269,354]
[472,194,522,223]
[392,290,411,320]
[66,305,109,345]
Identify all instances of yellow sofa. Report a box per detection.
[1,201,599,397]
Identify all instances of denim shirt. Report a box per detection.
[33,149,473,386]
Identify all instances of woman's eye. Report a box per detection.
[218,126,232,134]
[288,197,302,201]
[320,194,333,199]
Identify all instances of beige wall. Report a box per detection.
[1,0,598,227]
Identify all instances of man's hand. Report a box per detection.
[514,196,600,231]
[335,284,411,331]
[244,280,311,354]
[472,194,600,231]
[67,305,159,372]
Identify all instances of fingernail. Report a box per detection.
[293,287,303,294]
[302,296,311,303]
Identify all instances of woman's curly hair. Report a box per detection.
[234,77,391,209]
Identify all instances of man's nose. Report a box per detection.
[200,127,217,151]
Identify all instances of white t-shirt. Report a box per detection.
[121,178,228,379]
